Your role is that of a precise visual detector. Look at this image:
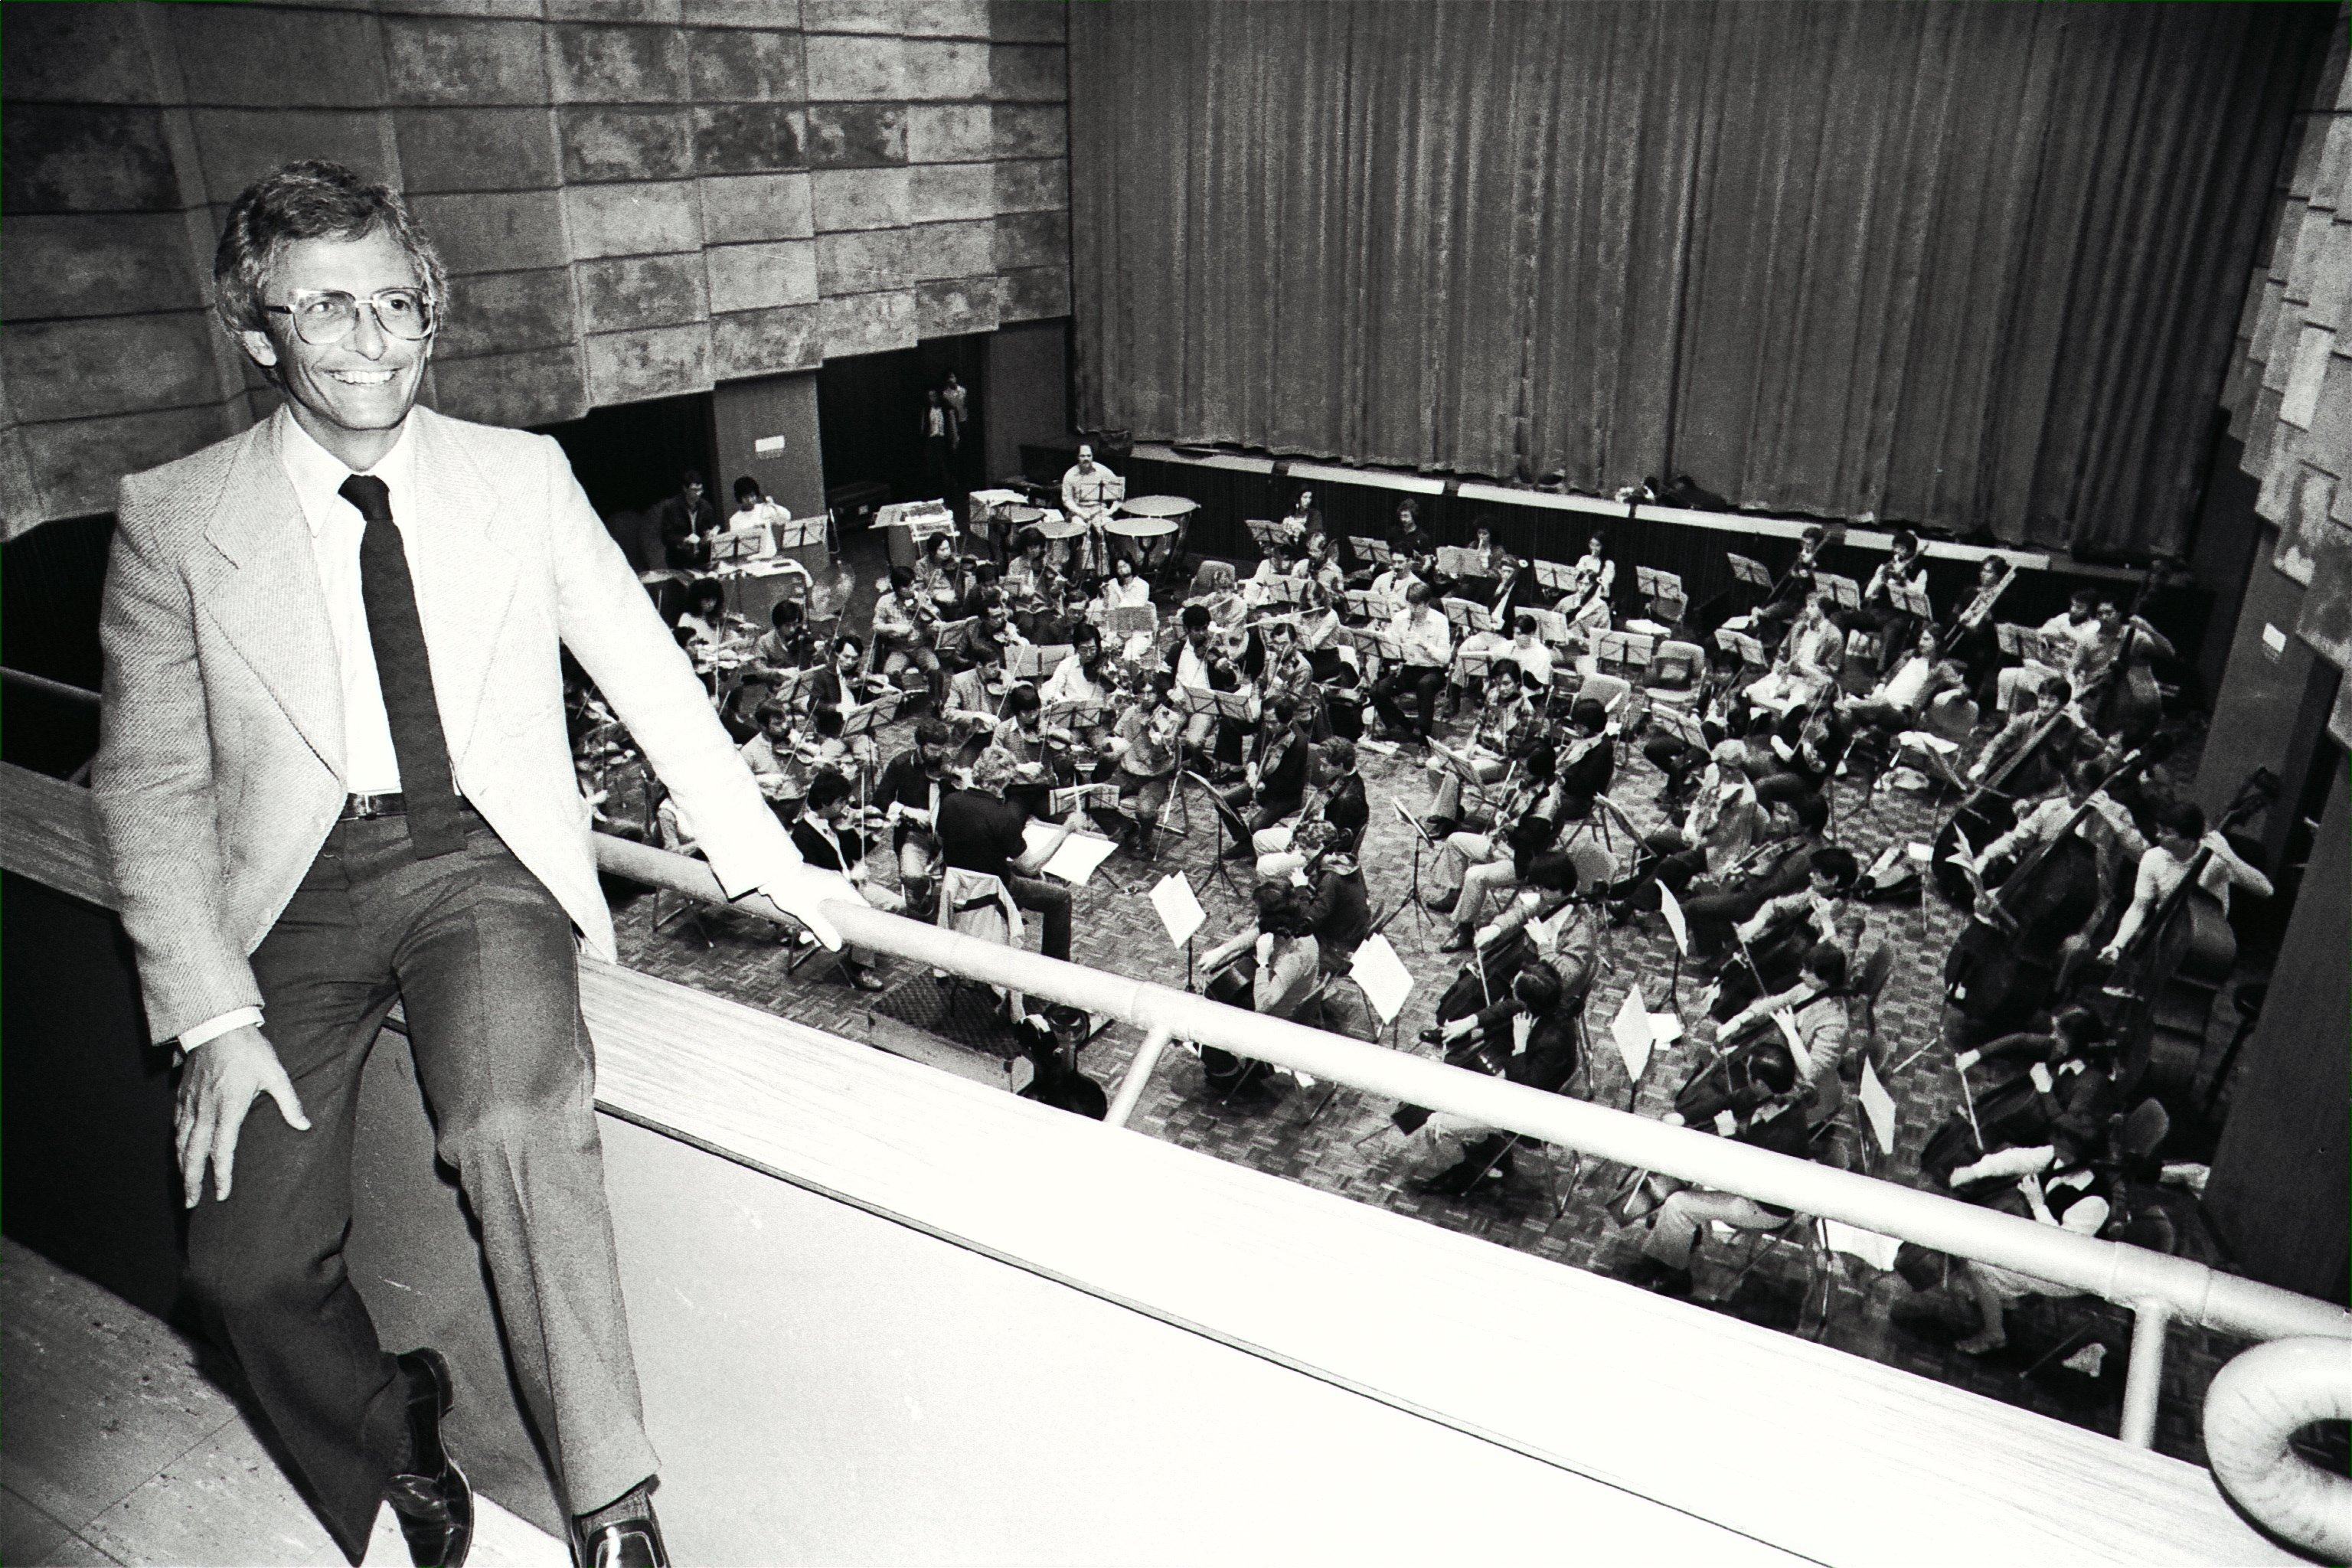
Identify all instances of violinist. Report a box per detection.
[1443,557,1530,716]
[1553,697,1615,822]
[1675,791,1833,962]
[1615,1040,1813,1298]
[1302,845,1378,1042]
[916,531,972,620]
[873,718,957,915]
[1401,960,1584,1197]
[753,595,816,674]
[1199,880,1328,1101]
[1250,736,1368,878]
[1295,579,1353,681]
[871,565,947,710]
[737,701,805,822]
[952,592,1026,675]
[1108,679,1184,858]
[1165,603,1237,758]
[1424,661,1539,833]
[1642,642,1746,812]
[1040,622,1118,776]
[1302,531,1347,598]
[791,772,900,991]
[674,577,728,648]
[1609,741,1764,922]
[1218,693,1313,859]
[1433,806,1561,955]
[2096,801,2272,966]
[1715,942,1851,1110]
[802,632,883,717]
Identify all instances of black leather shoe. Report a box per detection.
[386,1348,472,1568]
[570,1509,669,1568]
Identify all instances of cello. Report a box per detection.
[1930,698,2082,906]
[1941,749,2152,1039]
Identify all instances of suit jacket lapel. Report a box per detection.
[194,418,345,778]
[403,409,520,770]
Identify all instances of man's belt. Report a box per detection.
[339,792,479,822]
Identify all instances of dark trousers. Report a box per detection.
[185,812,653,1560]
[1004,870,1073,960]
[1372,664,1445,737]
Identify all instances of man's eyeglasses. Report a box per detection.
[263,287,436,345]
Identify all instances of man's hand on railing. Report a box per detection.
[750,864,861,950]
[176,1024,311,1206]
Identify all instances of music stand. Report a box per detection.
[1442,597,1493,637]
[1727,553,1772,590]
[1390,798,1443,936]
[1189,769,1257,899]
[1350,536,1393,566]
[1890,583,1935,619]
[1818,572,1862,611]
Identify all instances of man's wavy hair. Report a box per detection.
[213,159,447,339]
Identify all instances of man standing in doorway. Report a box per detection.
[93,160,854,1568]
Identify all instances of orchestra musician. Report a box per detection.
[2096,800,2272,967]
[1442,557,1530,715]
[791,772,900,991]
[1424,660,1540,833]
[1993,587,2100,713]
[1615,1040,1818,1297]
[1920,1006,2122,1190]
[1745,588,1845,719]
[1399,960,1586,1197]
[1370,580,1455,744]
[1198,880,1330,1101]
[1550,561,1612,653]
[1108,678,1184,858]
[1713,844,1864,1019]
[1218,694,1314,859]
[1671,790,1833,963]
[871,565,947,710]
[1609,741,1766,921]
[1751,524,1828,641]
[1839,528,1929,672]
[1250,736,1368,878]
[753,595,816,673]
[873,718,958,915]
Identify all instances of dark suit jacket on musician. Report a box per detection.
[658,489,718,570]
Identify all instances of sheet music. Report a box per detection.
[1149,872,1207,946]
[1858,1058,1898,1155]
[1351,934,1416,1024]
[1611,986,1655,1083]
[1040,830,1119,886]
[1657,884,1690,956]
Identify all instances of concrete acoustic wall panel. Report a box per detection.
[0,0,1069,537]
[2227,15,2352,721]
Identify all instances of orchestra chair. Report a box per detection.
[1645,639,1707,710]
[936,867,1027,1024]
[1841,632,1883,693]
[1708,1213,1835,1338]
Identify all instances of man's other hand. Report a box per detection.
[753,864,859,950]
[176,1024,309,1206]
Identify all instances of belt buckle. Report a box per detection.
[348,792,392,820]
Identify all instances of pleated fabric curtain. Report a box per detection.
[1069,2,2326,557]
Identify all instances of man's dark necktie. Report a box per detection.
[339,474,468,858]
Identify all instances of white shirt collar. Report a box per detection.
[275,405,421,539]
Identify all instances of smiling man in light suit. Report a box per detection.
[92,161,851,1568]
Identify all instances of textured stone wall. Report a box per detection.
[2223,10,2350,735]
[0,0,1070,532]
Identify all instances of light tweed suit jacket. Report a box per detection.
[93,405,799,1046]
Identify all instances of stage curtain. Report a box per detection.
[1069,2,2324,557]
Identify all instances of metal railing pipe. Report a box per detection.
[2121,1301,2174,1449]
[1105,1026,1171,1130]
[2203,1337,2352,1558]
[591,834,2352,1351]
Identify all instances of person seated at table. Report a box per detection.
[1098,550,1153,612]
[1398,959,1586,1196]
[1425,660,1540,834]
[1252,736,1368,878]
[675,577,728,647]
[1498,612,1556,690]
[754,595,817,672]
[1615,1040,1816,1297]
[1219,693,1312,860]
[738,701,805,823]
[1370,580,1455,744]
[1551,562,1612,652]
[1108,681,1184,858]
[871,565,946,710]
[938,747,1074,962]
[874,719,958,916]
[1745,589,1844,715]
[1609,741,1764,920]
[792,771,900,991]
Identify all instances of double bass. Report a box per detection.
[1929,700,2081,907]
[2092,775,2271,1102]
